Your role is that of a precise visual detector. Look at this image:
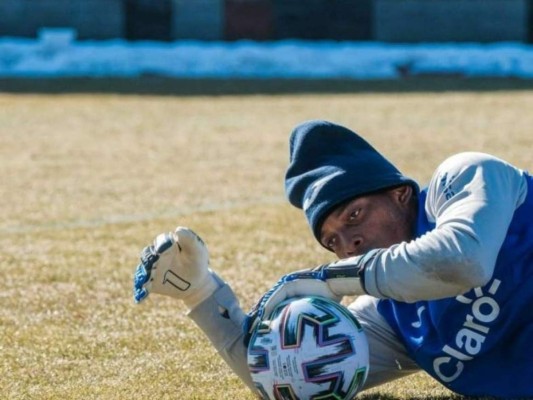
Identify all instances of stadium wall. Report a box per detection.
[0,0,531,43]
[375,0,529,43]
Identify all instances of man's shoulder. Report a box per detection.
[436,152,502,171]
[429,151,524,192]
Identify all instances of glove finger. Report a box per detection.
[244,269,336,344]
[133,263,151,303]
[260,283,291,320]
[173,226,209,263]
[153,232,174,255]
[140,245,158,266]
[134,244,158,303]
[133,262,150,288]
[134,287,148,303]
[173,226,205,252]
[257,279,341,319]
[247,270,321,321]
[133,235,174,305]
[244,287,288,345]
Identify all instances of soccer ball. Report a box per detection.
[247,296,369,400]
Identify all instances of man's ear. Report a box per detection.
[391,185,413,206]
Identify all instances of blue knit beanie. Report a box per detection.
[285,120,419,244]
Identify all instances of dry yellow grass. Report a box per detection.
[1,79,532,399]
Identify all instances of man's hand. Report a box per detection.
[133,227,219,309]
[244,249,382,343]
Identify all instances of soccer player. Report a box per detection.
[134,120,533,397]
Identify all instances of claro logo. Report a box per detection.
[433,279,501,383]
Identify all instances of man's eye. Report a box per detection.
[326,237,337,249]
[348,208,361,221]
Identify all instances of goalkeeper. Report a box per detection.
[134,120,533,397]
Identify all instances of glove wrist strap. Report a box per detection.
[324,249,383,296]
[183,269,221,310]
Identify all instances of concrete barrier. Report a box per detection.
[0,0,123,39]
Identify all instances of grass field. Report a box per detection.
[1,78,532,400]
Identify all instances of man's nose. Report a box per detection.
[339,233,364,258]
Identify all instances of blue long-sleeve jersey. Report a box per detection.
[377,172,533,396]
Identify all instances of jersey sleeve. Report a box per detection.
[188,280,256,391]
[364,152,529,302]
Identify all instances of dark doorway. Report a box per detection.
[125,0,172,41]
[273,0,373,41]
[526,0,533,43]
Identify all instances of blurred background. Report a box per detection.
[2,0,533,83]
[1,0,532,43]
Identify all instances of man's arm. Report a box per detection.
[364,152,529,302]
[134,227,426,394]
[187,282,256,391]
[133,227,255,390]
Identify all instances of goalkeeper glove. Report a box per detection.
[133,226,219,310]
[244,249,382,343]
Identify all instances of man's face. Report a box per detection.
[319,185,415,259]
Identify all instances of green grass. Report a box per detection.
[1,78,532,399]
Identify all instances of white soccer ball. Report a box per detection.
[247,296,369,400]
